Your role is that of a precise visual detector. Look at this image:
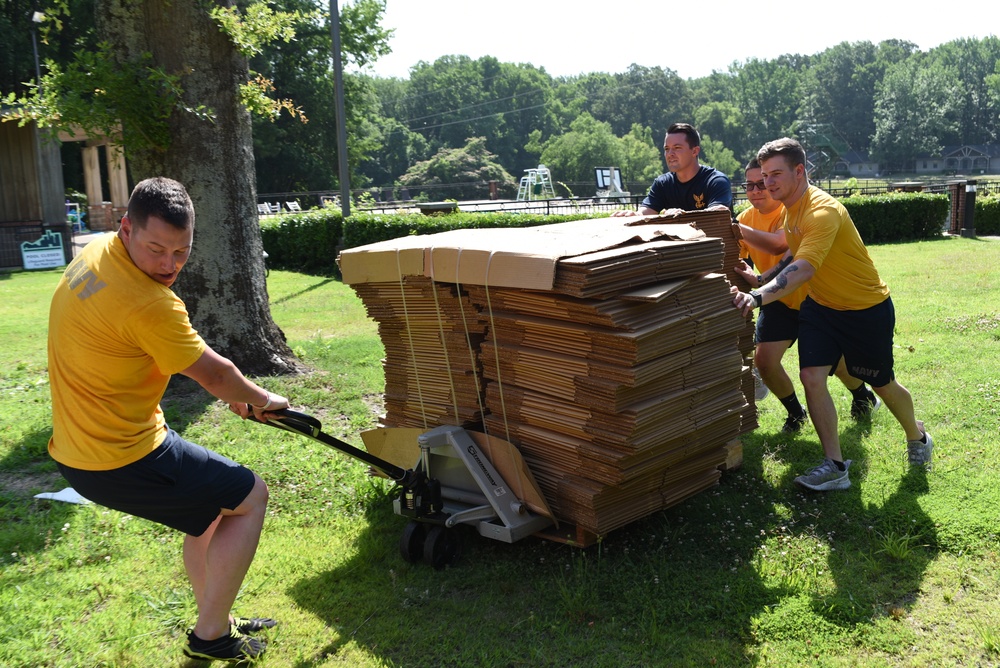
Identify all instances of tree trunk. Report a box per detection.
[97,0,302,375]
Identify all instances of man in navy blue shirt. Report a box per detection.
[613,122,733,217]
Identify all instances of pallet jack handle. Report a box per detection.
[248,408,421,489]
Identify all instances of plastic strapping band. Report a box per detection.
[452,248,489,433]
[483,250,512,443]
[457,250,527,505]
[395,249,427,430]
[427,247,461,425]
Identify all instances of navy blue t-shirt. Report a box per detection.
[640,165,733,214]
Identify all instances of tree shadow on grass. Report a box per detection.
[740,416,937,661]
[283,417,937,667]
[0,420,73,557]
[162,376,219,435]
[270,277,338,306]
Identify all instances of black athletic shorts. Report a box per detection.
[57,428,256,537]
[755,300,800,344]
[798,295,896,388]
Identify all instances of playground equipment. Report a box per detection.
[516,165,556,201]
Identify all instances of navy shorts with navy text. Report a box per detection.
[797,296,896,387]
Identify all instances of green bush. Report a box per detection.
[975,194,1000,235]
[840,193,948,244]
[342,211,602,250]
[260,209,343,275]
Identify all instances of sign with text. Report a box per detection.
[21,230,67,270]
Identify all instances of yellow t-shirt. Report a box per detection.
[48,233,206,471]
[737,204,809,310]
[783,185,889,310]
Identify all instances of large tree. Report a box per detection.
[93,0,303,374]
[928,37,1000,146]
[397,136,516,201]
[727,56,808,153]
[536,112,625,186]
[584,64,692,139]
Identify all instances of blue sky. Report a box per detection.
[360,0,994,80]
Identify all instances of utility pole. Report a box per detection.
[31,10,45,92]
[329,0,351,217]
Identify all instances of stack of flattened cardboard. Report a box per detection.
[338,214,751,537]
[472,272,747,533]
[687,212,759,433]
[351,277,487,428]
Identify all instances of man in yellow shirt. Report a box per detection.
[732,139,932,492]
[48,177,288,661]
[734,159,880,434]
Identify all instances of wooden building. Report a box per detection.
[0,115,129,270]
[0,117,69,270]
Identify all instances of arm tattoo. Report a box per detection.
[767,263,800,295]
[761,255,793,285]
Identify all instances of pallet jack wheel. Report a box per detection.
[399,521,426,563]
[422,525,461,569]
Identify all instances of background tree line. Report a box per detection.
[4,0,999,200]
[353,37,1000,199]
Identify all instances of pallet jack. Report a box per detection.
[252,410,553,568]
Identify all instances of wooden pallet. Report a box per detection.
[534,522,601,548]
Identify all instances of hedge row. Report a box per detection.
[260,193,953,277]
[259,209,343,275]
[975,194,1000,235]
[839,192,949,243]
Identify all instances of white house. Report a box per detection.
[914,145,1000,175]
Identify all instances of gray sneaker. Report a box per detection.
[907,431,933,469]
[753,368,770,401]
[794,458,852,492]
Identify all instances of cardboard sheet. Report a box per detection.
[338,218,707,290]
[360,426,556,523]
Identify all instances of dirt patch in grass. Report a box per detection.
[0,469,64,499]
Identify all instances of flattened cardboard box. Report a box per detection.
[338,217,707,290]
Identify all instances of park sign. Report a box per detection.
[21,230,67,270]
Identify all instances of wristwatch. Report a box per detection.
[749,290,763,308]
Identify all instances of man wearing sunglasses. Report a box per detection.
[734,159,880,435]
[612,122,732,217]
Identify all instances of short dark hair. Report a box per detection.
[757,137,806,169]
[126,177,195,229]
[744,157,761,172]
[665,122,701,149]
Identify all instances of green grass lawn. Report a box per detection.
[2,236,999,667]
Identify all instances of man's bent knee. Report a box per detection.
[800,366,831,390]
[225,474,268,516]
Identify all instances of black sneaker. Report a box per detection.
[233,616,277,634]
[850,393,882,420]
[782,412,808,434]
[183,626,267,662]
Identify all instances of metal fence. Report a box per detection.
[259,177,1000,217]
